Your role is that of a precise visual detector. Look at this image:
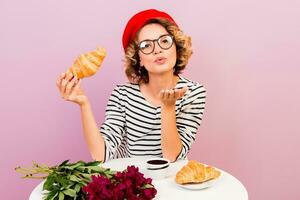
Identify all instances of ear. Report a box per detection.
[139,59,143,67]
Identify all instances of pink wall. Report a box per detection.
[1,0,299,199]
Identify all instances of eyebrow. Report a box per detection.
[139,34,168,42]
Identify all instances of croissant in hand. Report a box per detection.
[175,160,221,184]
[67,47,107,79]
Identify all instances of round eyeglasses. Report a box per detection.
[137,34,174,55]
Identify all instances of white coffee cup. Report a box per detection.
[146,158,170,180]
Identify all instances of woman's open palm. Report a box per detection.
[159,87,188,107]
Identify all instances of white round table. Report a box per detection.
[29,157,248,200]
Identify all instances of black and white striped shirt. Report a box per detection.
[99,76,206,162]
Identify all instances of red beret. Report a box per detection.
[122,9,179,52]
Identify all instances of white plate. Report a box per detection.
[175,173,222,190]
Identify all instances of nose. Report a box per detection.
[153,41,163,55]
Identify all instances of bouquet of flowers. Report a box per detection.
[15,160,157,200]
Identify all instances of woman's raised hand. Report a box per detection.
[56,72,88,106]
[159,87,188,108]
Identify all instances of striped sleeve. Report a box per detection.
[175,84,206,160]
[99,85,125,162]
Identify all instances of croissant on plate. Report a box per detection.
[66,47,107,79]
[175,160,221,184]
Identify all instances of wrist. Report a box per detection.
[79,98,90,108]
[161,104,175,111]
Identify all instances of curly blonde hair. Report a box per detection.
[123,18,193,84]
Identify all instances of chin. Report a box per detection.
[147,63,174,73]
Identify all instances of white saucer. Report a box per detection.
[175,173,222,190]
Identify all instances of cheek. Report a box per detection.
[139,53,152,65]
[168,47,177,65]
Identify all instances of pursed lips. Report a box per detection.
[154,57,167,63]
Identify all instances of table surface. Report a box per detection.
[29,157,248,200]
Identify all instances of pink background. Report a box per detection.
[1,0,299,199]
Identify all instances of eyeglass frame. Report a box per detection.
[136,34,175,55]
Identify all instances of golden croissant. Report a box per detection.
[175,160,221,184]
[67,47,107,79]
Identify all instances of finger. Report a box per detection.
[68,87,78,101]
[162,90,167,100]
[73,79,81,90]
[179,87,188,97]
[160,90,165,100]
[77,78,82,85]
[169,89,175,99]
[64,78,80,100]
[183,86,188,94]
[65,76,78,96]
[73,79,82,91]
[61,78,69,94]
[62,72,76,94]
[66,71,74,82]
[56,72,66,88]
[159,89,164,99]
[174,88,181,99]
[183,86,188,92]
[176,88,184,98]
[165,89,171,99]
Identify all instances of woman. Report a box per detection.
[56,9,206,162]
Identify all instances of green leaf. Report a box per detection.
[77,165,100,172]
[69,175,82,183]
[61,177,71,188]
[58,192,64,200]
[104,169,116,176]
[85,161,102,166]
[106,174,114,179]
[74,184,82,193]
[76,174,91,184]
[141,184,154,189]
[43,175,55,191]
[43,190,58,200]
[79,173,92,179]
[77,181,87,186]
[49,192,58,200]
[63,162,85,170]
[58,160,70,167]
[62,189,76,197]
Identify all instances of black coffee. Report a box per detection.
[147,160,168,165]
